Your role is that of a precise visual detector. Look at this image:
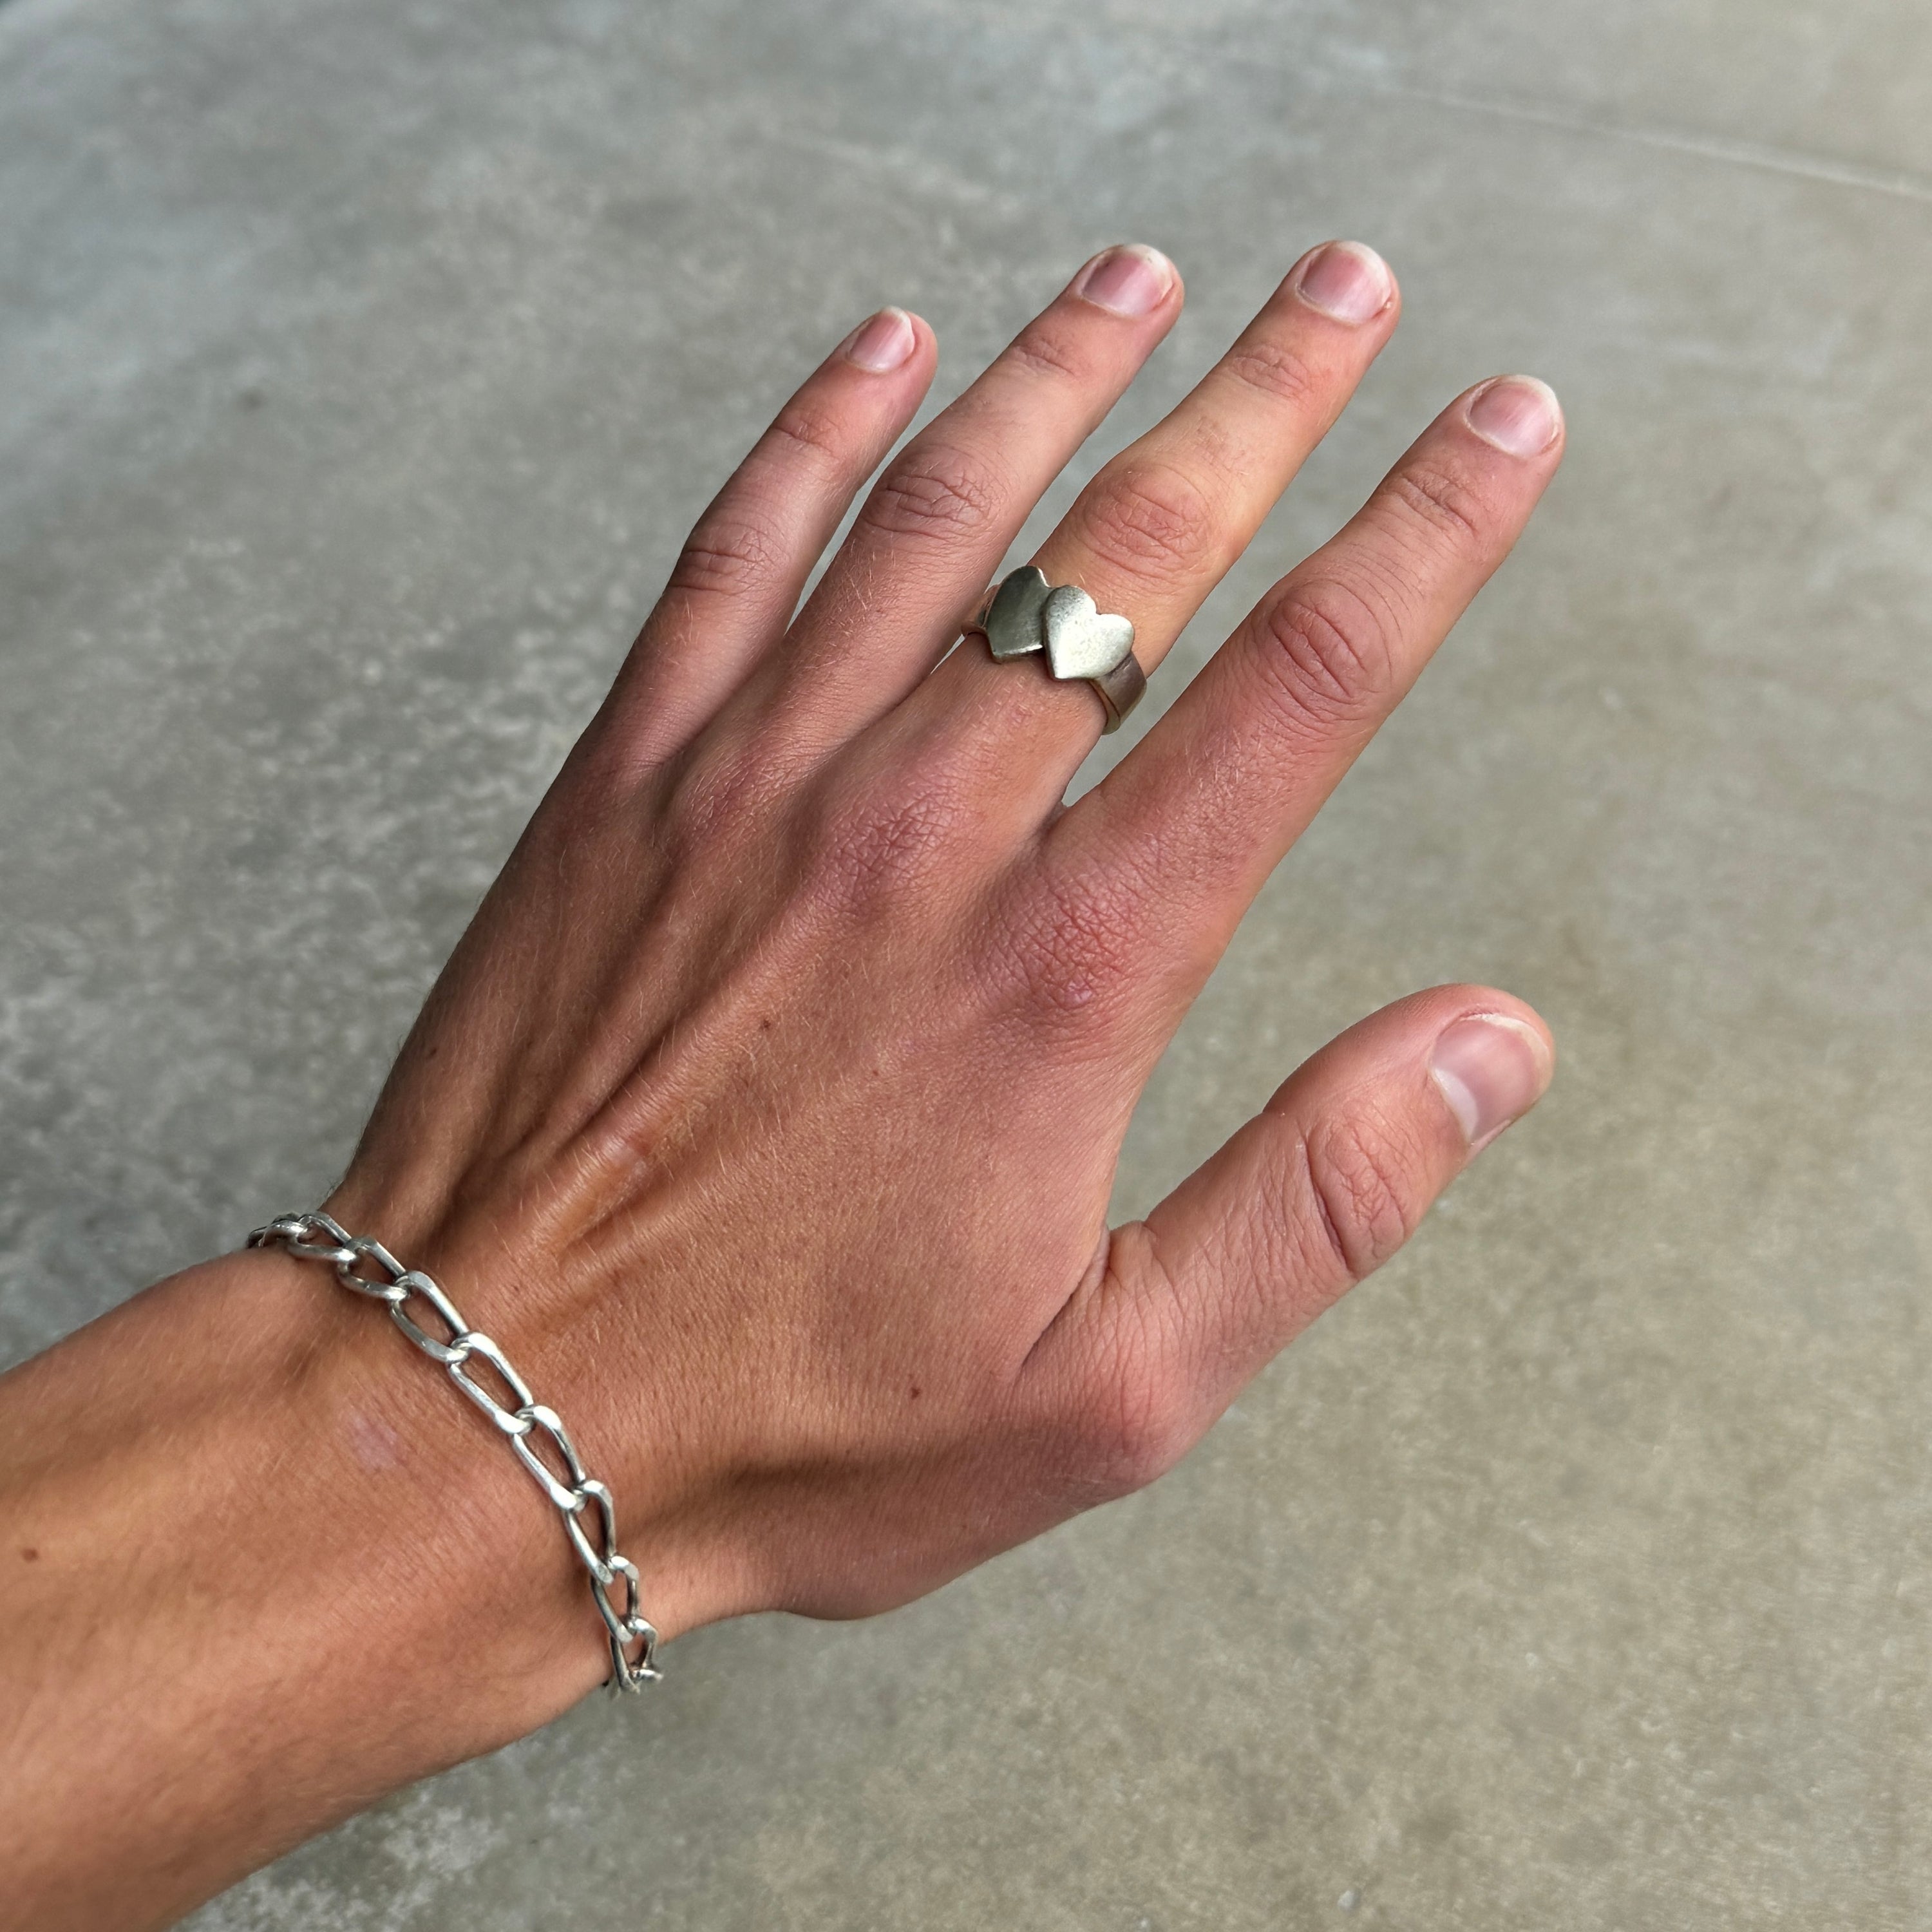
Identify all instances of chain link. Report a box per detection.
[247,1209,661,1693]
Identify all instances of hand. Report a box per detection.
[333,238,1561,1645]
[0,238,1563,1929]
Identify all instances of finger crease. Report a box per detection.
[1296,1130,1361,1285]
[1216,340,1322,413]
[1387,466,1488,551]
[1003,328,1094,386]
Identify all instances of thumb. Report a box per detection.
[1023,987,1554,1497]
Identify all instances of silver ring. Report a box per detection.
[967,566,1146,734]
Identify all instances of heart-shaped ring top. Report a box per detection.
[1041,584,1135,683]
[980,565,1052,661]
[969,567,1146,733]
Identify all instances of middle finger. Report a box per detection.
[764,244,1186,748]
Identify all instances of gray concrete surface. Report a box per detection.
[5,0,1932,1924]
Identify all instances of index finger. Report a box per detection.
[1050,375,1567,995]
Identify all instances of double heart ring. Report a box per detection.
[966,567,1147,733]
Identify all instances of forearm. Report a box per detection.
[0,1245,596,1931]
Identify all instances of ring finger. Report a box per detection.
[893,239,1403,802]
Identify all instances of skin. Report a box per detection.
[0,239,1564,1931]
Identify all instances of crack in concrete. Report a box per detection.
[1390,82,1932,208]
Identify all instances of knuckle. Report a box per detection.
[1299,1108,1426,1282]
[1249,576,1397,735]
[670,735,796,849]
[665,507,789,603]
[1383,459,1491,555]
[857,440,1004,550]
[805,757,977,910]
[1217,337,1323,413]
[1065,1325,1195,1500]
[526,764,632,855]
[1003,319,1095,386]
[765,397,851,470]
[980,860,1142,1037]
[1077,459,1222,588]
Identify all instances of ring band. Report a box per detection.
[966,566,1146,734]
[1087,650,1146,732]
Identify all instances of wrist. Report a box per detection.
[319,1165,732,1645]
[280,1201,672,1694]
[0,1242,600,1929]
[258,1235,623,1725]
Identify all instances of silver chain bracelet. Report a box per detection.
[247,1209,661,1692]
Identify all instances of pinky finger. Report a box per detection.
[601,307,937,766]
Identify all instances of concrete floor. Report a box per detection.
[5,0,1932,1924]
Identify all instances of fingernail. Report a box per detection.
[1072,243,1176,318]
[1430,1014,1553,1148]
[1466,375,1564,458]
[842,307,918,374]
[1291,240,1394,325]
